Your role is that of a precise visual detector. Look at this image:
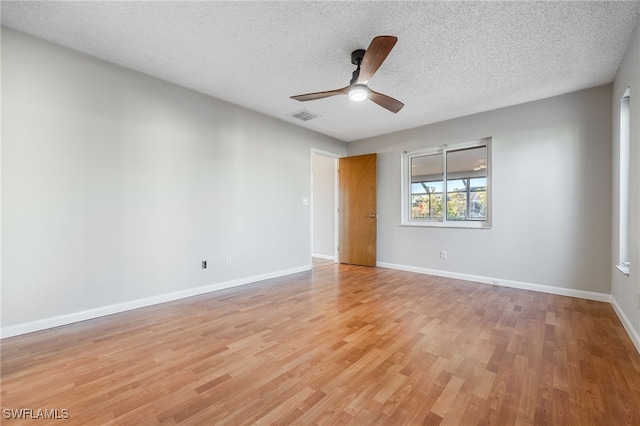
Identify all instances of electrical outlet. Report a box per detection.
[636,290,640,310]
[202,261,207,269]
[440,250,447,260]
[225,256,232,266]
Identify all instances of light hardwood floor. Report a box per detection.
[2,265,639,425]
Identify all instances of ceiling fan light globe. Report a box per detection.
[349,85,369,102]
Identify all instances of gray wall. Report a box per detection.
[611,18,640,348]
[311,153,336,258]
[348,85,612,295]
[1,28,346,332]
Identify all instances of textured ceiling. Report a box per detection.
[2,1,639,142]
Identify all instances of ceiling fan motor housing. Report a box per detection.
[351,49,366,65]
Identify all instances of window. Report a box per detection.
[403,138,491,228]
[618,87,630,275]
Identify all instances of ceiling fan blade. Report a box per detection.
[368,89,404,113]
[357,36,398,84]
[291,87,349,101]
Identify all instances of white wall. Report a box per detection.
[311,153,336,259]
[348,86,612,297]
[1,28,346,334]
[611,18,640,350]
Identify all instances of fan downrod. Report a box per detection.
[350,49,366,85]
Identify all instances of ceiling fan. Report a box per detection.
[290,35,404,113]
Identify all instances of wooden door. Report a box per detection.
[339,153,377,266]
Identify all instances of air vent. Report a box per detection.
[289,109,320,122]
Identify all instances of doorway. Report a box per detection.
[310,149,378,268]
[310,149,339,267]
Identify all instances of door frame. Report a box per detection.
[310,148,342,265]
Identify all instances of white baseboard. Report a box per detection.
[0,265,311,339]
[312,253,335,260]
[610,295,640,354]
[377,262,611,302]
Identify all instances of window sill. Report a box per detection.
[616,264,630,276]
[402,220,491,229]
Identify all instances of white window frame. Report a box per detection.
[617,87,630,275]
[402,138,492,229]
